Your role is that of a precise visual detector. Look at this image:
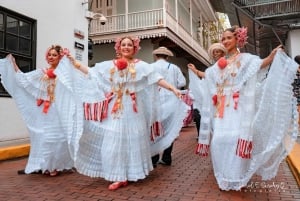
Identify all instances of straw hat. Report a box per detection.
[208,43,227,59]
[152,47,174,56]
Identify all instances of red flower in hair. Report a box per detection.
[217,57,227,69]
[115,58,128,70]
[236,27,248,48]
[62,48,70,56]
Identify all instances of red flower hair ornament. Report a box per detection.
[235,27,248,48]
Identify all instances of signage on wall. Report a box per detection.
[75,42,84,50]
[75,49,83,61]
[74,29,85,39]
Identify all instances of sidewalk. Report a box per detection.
[0,125,299,201]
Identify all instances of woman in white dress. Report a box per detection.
[56,36,188,190]
[195,25,298,190]
[0,45,74,176]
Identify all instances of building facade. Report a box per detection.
[0,0,89,147]
[0,0,223,148]
[87,0,223,75]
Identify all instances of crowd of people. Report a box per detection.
[0,25,299,192]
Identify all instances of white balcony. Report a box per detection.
[89,8,222,66]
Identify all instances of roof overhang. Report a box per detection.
[90,27,210,67]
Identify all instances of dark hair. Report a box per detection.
[48,45,63,54]
[225,25,239,33]
[295,55,300,65]
[155,54,168,59]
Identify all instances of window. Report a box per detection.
[0,6,36,97]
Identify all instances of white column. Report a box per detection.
[287,29,300,58]
[125,0,128,31]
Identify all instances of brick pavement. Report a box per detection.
[0,125,299,201]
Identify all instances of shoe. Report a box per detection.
[108,181,128,190]
[18,169,42,175]
[43,170,50,175]
[49,170,58,176]
[159,160,171,166]
[17,169,25,175]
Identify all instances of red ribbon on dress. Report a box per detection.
[130,92,138,113]
[236,138,253,159]
[83,92,114,121]
[233,91,239,110]
[195,143,209,157]
[212,94,217,106]
[102,92,114,119]
[36,99,51,114]
[218,95,226,118]
[150,121,163,141]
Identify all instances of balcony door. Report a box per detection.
[94,0,115,16]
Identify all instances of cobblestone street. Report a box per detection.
[0,125,299,201]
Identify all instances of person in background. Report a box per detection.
[187,43,226,78]
[187,43,227,137]
[292,55,300,125]
[195,25,298,191]
[0,45,74,176]
[56,36,187,190]
[150,46,186,167]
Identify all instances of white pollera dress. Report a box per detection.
[195,51,298,190]
[55,58,188,182]
[0,56,74,174]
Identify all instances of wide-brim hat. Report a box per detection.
[208,43,227,59]
[152,47,174,56]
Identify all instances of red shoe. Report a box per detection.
[108,181,128,190]
[50,170,58,176]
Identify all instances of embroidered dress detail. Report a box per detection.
[37,68,57,114]
[110,59,138,118]
[213,53,240,118]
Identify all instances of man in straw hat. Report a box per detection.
[186,43,226,139]
[151,46,187,167]
[187,42,226,78]
[292,55,300,126]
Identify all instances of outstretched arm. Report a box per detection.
[261,45,283,68]
[158,79,182,98]
[6,54,20,72]
[67,54,89,74]
[187,63,205,78]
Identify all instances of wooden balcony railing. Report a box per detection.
[89,9,221,52]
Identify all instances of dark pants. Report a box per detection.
[193,109,201,136]
[152,143,173,166]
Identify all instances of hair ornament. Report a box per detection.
[235,27,248,48]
